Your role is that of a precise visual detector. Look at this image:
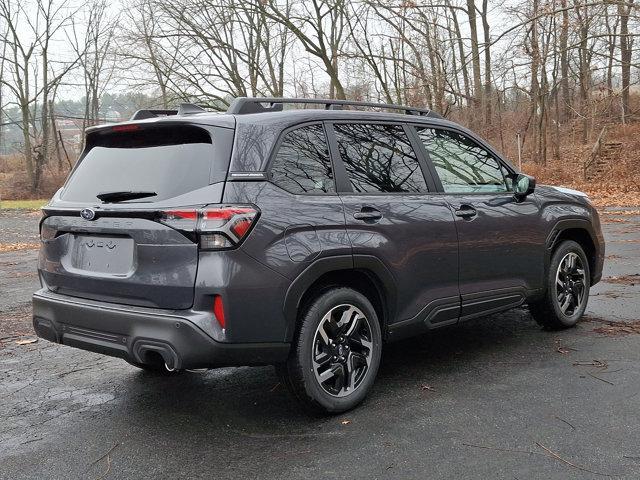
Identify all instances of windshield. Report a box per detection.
[61,125,220,203]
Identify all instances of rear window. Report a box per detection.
[61,125,222,203]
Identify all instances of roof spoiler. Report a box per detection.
[129,103,206,121]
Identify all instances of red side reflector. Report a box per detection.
[112,124,140,132]
[213,295,225,329]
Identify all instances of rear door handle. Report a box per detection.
[454,205,477,218]
[353,207,383,221]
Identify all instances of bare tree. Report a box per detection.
[69,0,118,145]
[257,0,348,99]
[120,0,181,108]
[0,0,79,190]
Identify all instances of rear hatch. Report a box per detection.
[39,122,234,309]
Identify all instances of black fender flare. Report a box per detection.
[545,218,602,281]
[546,218,597,249]
[282,255,397,342]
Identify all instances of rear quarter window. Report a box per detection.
[269,124,335,194]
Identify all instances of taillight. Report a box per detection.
[159,205,258,250]
[40,223,57,241]
[161,210,199,231]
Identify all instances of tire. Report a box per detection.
[277,287,382,414]
[529,240,591,330]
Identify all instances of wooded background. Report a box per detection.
[1,0,639,203]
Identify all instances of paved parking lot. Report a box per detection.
[1,208,639,479]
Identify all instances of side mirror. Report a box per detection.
[514,174,536,201]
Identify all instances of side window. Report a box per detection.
[333,123,428,193]
[416,127,508,194]
[270,124,335,194]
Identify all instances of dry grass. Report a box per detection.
[0,199,47,210]
[0,242,40,252]
[0,154,70,201]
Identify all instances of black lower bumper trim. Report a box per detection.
[32,289,290,369]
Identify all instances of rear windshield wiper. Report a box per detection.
[96,190,157,203]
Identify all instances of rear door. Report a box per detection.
[328,121,460,333]
[39,123,233,309]
[414,125,546,319]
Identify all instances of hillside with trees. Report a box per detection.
[1,0,639,204]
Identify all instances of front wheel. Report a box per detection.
[529,240,591,329]
[277,287,382,414]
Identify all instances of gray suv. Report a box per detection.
[33,98,604,413]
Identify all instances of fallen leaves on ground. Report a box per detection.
[0,242,40,252]
[584,315,640,336]
[601,209,640,216]
[15,337,38,345]
[601,217,629,223]
[602,274,640,286]
[593,321,640,336]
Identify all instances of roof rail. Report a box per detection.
[129,103,206,121]
[226,97,442,119]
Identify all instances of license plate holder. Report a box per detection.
[70,235,135,275]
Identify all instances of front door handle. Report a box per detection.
[454,205,477,218]
[353,207,383,221]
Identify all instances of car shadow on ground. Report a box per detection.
[112,307,544,427]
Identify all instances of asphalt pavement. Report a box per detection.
[1,208,639,480]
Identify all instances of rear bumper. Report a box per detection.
[32,289,290,369]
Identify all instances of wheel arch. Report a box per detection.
[283,255,396,342]
[547,219,598,283]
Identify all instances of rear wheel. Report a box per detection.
[529,240,590,329]
[277,287,382,414]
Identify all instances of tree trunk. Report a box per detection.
[49,100,63,172]
[559,0,570,122]
[618,0,633,122]
[529,0,542,163]
[481,0,492,125]
[466,0,483,119]
[449,4,471,107]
